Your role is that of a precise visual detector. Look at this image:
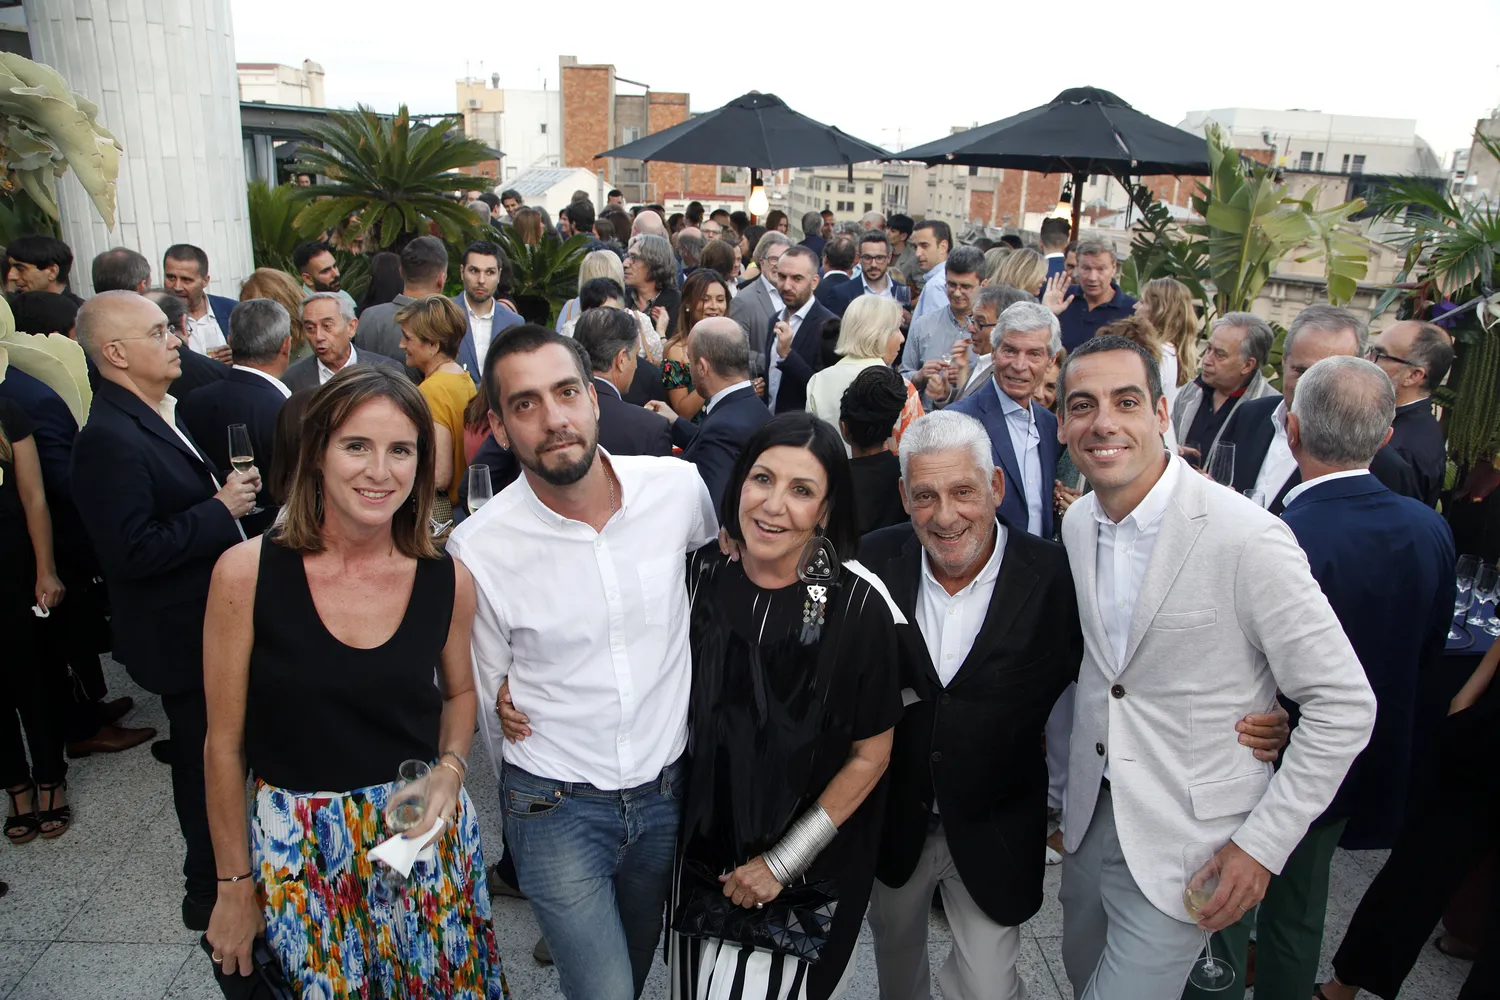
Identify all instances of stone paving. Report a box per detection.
[0,658,1473,998]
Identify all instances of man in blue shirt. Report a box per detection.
[1050,235,1136,352]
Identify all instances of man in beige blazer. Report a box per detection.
[1054,334,1377,1000]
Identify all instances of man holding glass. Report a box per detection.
[1053,334,1376,1000]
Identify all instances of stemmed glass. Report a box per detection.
[1469,564,1499,630]
[1183,843,1235,992]
[1206,441,1236,487]
[378,759,432,892]
[466,465,493,516]
[1452,555,1480,639]
[226,423,263,515]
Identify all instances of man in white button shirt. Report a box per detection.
[163,244,236,363]
[447,324,717,1000]
[1055,334,1375,1000]
[453,239,523,385]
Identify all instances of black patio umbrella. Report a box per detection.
[596,91,890,217]
[896,87,1209,237]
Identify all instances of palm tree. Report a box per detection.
[291,105,493,250]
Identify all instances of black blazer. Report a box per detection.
[763,301,834,414]
[861,522,1082,927]
[170,347,230,398]
[813,272,852,308]
[1221,395,1417,511]
[180,367,289,535]
[1387,397,1446,507]
[593,377,672,457]
[622,356,669,407]
[669,384,771,509]
[69,380,244,695]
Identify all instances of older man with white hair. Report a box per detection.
[630,208,668,239]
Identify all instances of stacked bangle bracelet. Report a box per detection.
[763,805,838,886]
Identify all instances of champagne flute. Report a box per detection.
[384,758,432,834]
[466,464,493,516]
[1243,488,1267,509]
[1206,441,1236,487]
[1469,564,1499,629]
[1183,843,1235,992]
[1453,554,1480,639]
[227,423,263,515]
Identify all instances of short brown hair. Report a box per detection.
[394,294,466,359]
[1098,315,1162,361]
[274,366,440,559]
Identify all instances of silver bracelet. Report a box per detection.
[763,804,838,886]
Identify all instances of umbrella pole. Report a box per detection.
[1070,171,1084,241]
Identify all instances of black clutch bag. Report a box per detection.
[200,935,296,1000]
[670,861,838,964]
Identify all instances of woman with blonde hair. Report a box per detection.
[395,296,475,523]
[805,294,924,454]
[240,268,311,360]
[981,246,1012,285]
[993,247,1047,296]
[557,250,663,364]
[1135,276,1200,391]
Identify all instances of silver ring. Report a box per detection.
[756,902,764,909]
[211,954,223,964]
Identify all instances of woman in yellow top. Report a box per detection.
[395,296,475,515]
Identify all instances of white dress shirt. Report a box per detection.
[767,296,816,411]
[232,364,292,398]
[860,273,896,299]
[705,379,753,415]
[916,520,1007,687]
[448,453,719,790]
[185,307,227,356]
[1281,468,1370,507]
[155,393,245,541]
[465,297,497,368]
[316,344,359,385]
[1251,400,1297,506]
[996,382,1044,535]
[911,261,948,322]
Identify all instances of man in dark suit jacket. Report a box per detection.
[950,302,1061,539]
[571,308,672,458]
[180,299,294,536]
[452,240,525,384]
[69,292,260,931]
[1215,355,1456,999]
[1368,319,1454,508]
[763,245,834,414]
[1040,217,1071,283]
[798,210,826,258]
[813,234,857,308]
[824,231,913,318]
[647,317,769,508]
[283,292,406,392]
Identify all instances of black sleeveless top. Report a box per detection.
[245,538,452,792]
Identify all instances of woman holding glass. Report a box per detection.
[661,270,733,423]
[203,367,506,999]
[396,295,477,523]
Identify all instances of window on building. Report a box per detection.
[865,184,874,195]
[624,126,640,142]
[1315,152,1325,171]
[864,202,873,212]
[539,123,547,134]
[1341,153,1350,174]
[1351,154,1366,175]
[1298,150,1313,170]
[968,165,979,176]
[837,200,853,212]
[824,199,830,210]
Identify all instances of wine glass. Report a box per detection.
[1183,843,1235,992]
[1243,488,1267,509]
[376,759,432,893]
[227,423,263,515]
[1206,441,1236,487]
[1452,555,1480,639]
[466,464,493,516]
[1183,439,1206,469]
[1469,564,1499,628]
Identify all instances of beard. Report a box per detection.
[519,430,599,487]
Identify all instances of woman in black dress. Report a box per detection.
[671,411,904,1000]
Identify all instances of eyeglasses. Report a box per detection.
[967,315,997,331]
[1365,345,1417,367]
[859,254,890,264]
[109,327,170,346]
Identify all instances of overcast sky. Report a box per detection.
[229,0,1500,163]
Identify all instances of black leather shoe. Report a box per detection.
[182,892,215,931]
[151,739,173,765]
[486,862,526,899]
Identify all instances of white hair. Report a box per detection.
[302,290,354,321]
[997,300,1062,355]
[1291,355,1395,466]
[898,411,995,482]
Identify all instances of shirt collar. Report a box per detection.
[1271,398,1288,434]
[707,379,753,412]
[994,379,1033,419]
[1044,252,1065,260]
[861,272,891,294]
[233,364,293,398]
[317,343,358,378]
[1396,396,1432,413]
[760,274,781,302]
[519,448,623,529]
[155,393,180,426]
[787,295,816,322]
[1282,468,1371,507]
[465,296,496,321]
[1094,451,1180,528]
[920,519,1006,598]
[593,375,622,399]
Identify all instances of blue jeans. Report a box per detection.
[501,758,684,1000]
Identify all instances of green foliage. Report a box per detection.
[491,228,592,323]
[0,188,60,244]
[246,180,303,272]
[290,105,493,250]
[1119,182,1209,304]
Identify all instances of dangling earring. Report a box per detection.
[798,528,839,643]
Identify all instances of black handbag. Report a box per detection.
[200,935,296,1000]
[670,861,838,964]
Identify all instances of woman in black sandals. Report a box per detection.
[0,393,71,844]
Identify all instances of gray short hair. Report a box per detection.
[677,233,705,267]
[801,212,823,239]
[1291,355,1395,466]
[91,247,151,293]
[1211,311,1275,369]
[1287,304,1367,358]
[834,220,863,238]
[753,231,792,269]
[229,299,291,363]
[861,210,886,229]
[302,290,355,322]
[1074,235,1119,263]
[629,233,678,290]
[898,410,995,483]
[997,300,1062,355]
[688,317,750,378]
[977,283,1038,314]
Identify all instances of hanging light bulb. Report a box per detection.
[748,168,769,217]
[1051,183,1073,220]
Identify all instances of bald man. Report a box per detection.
[69,291,260,931]
[1367,320,1454,507]
[631,209,668,239]
[645,316,770,506]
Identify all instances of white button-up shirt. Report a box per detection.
[996,382,1044,535]
[1281,468,1370,507]
[916,520,1007,687]
[1251,400,1297,506]
[449,453,719,790]
[232,364,292,399]
[316,344,359,385]
[185,308,227,356]
[465,297,497,368]
[155,393,245,541]
[767,296,816,411]
[911,260,948,322]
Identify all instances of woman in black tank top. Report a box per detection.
[201,368,508,999]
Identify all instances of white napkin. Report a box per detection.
[369,817,446,878]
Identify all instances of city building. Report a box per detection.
[1455,113,1500,205]
[501,166,608,220]
[455,74,561,183]
[237,60,325,107]
[789,164,885,223]
[1179,108,1444,177]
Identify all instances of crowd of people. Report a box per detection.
[0,192,1493,1000]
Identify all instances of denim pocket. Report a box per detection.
[504,778,565,819]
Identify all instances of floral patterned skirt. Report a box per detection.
[251,778,509,1000]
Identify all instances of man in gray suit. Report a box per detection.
[283,293,405,392]
[353,236,448,364]
[1054,334,1376,1000]
[728,231,791,358]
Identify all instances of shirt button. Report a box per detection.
[939,694,951,705]
[1111,684,1126,699]
[930,751,943,762]
[945,653,953,660]
[1117,600,1126,609]
[1096,742,1106,756]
